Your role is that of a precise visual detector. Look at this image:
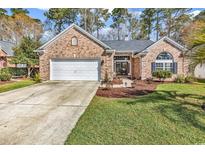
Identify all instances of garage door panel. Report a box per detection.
[51,59,99,81]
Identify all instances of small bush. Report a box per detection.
[152,70,172,81]
[8,68,27,77]
[185,76,195,83]
[33,73,41,83]
[0,68,12,81]
[175,75,185,83]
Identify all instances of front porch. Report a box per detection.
[112,53,141,80]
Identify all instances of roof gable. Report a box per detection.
[141,36,188,54]
[38,24,111,50]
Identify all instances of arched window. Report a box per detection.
[155,52,174,72]
[156,52,173,60]
[71,36,78,46]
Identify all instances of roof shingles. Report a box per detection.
[102,40,154,53]
[0,41,15,56]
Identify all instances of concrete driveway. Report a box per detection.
[0,81,99,145]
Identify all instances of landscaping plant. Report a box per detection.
[33,73,41,83]
[152,70,172,81]
[185,76,195,83]
[175,75,185,83]
[0,68,12,81]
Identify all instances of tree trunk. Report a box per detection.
[97,28,99,39]
[156,11,159,41]
[117,24,120,40]
[27,67,31,78]
[84,9,87,31]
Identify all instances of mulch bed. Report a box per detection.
[96,80,159,98]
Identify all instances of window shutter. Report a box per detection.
[151,62,156,73]
[173,62,177,74]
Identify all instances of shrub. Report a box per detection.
[185,76,195,83]
[33,73,41,83]
[8,68,27,77]
[0,68,12,81]
[175,75,185,83]
[152,70,172,81]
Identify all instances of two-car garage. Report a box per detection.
[50,59,100,81]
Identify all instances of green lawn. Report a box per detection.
[0,80,35,93]
[66,83,205,144]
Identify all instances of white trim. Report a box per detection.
[37,24,111,51]
[155,59,173,63]
[141,36,188,53]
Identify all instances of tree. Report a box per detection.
[79,8,97,34]
[127,12,139,40]
[11,11,43,44]
[0,8,43,44]
[161,8,191,40]
[10,8,29,15]
[0,8,10,41]
[139,9,156,39]
[194,10,205,22]
[110,8,129,40]
[10,37,41,77]
[93,9,110,38]
[0,8,7,16]
[44,8,78,34]
[154,9,163,41]
[181,19,205,72]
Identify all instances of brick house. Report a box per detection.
[0,41,16,68]
[37,24,189,81]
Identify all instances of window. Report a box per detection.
[156,52,173,60]
[114,56,130,60]
[71,37,78,46]
[155,63,163,70]
[154,52,175,73]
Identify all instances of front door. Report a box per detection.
[116,62,129,75]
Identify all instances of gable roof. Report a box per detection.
[140,36,188,54]
[37,24,111,50]
[102,40,154,54]
[0,41,15,56]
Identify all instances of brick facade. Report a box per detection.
[132,57,141,79]
[140,40,189,80]
[39,27,113,80]
[39,27,190,81]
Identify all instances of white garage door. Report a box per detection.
[50,59,100,81]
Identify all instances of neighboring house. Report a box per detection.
[0,41,16,68]
[37,24,190,81]
[194,63,205,78]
